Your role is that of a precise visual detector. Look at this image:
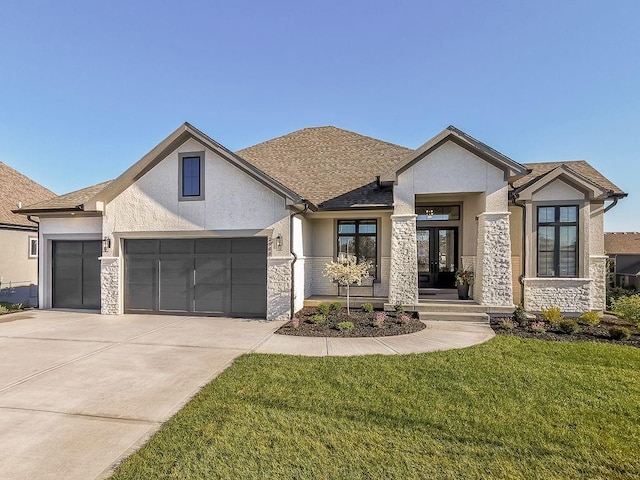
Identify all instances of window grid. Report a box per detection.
[537,206,578,277]
[337,220,377,279]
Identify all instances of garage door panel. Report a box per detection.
[194,284,230,313]
[160,240,192,254]
[232,268,267,286]
[231,298,266,316]
[195,257,231,283]
[125,257,158,311]
[232,254,266,269]
[195,238,231,254]
[159,257,192,312]
[81,253,101,308]
[53,256,83,307]
[232,238,266,254]
[126,240,158,254]
[52,241,101,309]
[232,284,267,301]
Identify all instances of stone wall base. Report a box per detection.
[99,256,120,315]
[523,277,592,313]
[267,256,293,322]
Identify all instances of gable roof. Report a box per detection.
[605,232,640,255]
[513,160,625,197]
[380,125,529,182]
[16,180,113,214]
[0,161,56,227]
[238,126,412,207]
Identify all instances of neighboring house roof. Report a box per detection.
[17,180,113,214]
[605,232,640,255]
[0,161,56,227]
[238,126,411,207]
[513,160,625,197]
[618,260,640,276]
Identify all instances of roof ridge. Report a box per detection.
[0,161,56,197]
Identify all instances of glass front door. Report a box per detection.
[417,227,458,288]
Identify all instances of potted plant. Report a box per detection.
[454,267,474,300]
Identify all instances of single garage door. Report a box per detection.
[52,240,101,309]
[124,238,267,317]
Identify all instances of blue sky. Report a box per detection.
[1,0,638,230]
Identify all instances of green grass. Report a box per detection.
[111,337,640,479]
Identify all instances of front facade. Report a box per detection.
[17,124,625,319]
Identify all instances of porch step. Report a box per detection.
[419,311,490,323]
[414,303,514,315]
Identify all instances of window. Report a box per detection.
[537,206,578,277]
[179,152,205,200]
[29,237,38,258]
[337,219,377,279]
[416,205,460,221]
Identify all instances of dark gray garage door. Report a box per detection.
[52,240,101,309]
[124,238,267,317]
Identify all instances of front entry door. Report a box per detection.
[417,227,458,288]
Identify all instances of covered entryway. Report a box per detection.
[52,240,101,309]
[124,238,267,317]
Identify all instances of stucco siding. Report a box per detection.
[0,229,38,305]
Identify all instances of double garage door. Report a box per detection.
[124,238,267,317]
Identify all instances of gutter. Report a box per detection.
[289,202,309,319]
[604,193,626,213]
[512,193,526,305]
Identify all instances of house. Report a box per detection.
[15,123,625,320]
[0,162,56,305]
[605,232,640,289]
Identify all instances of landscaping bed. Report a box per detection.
[276,305,425,337]
[491,312,640,348]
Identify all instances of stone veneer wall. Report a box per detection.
[474,213,514,307]
[100,257,120,315]
[389,214,418,306]
[589,255,607,312]
[523,278,591,313]
[267,256,292,322]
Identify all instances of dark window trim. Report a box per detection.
[536,205,579,278]
[179,151,205,201]
[336,219,379,281]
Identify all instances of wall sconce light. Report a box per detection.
[102,236,112,252]
[274,234,283,251]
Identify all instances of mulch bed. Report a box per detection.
[276,306,425,337]
[491,314,640,348]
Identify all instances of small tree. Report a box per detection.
[323,258,372,316]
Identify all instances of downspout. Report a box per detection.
[290,202,309,319]
[604,195,621,213]
[27,215,40,308]
[512,194,526,306]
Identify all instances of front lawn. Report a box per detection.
[111,337,640,479]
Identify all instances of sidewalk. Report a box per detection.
[253,321,495,356]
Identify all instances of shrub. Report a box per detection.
[609,326,631,341]
[397,314,411,325]
[310,314,326,324]
[558,319,580,334]
[612,295,640,326]
[530,321,547,333]
[578,311,600,326]
[0,305,9,315]
[336,321,354,332]
[500,318,516,330]
[361,303,374,313]
[607,286,636,309]
[513,304,528,326]
[394,304,405,313]
[329,301,343,312]
[291,317,300,329]
[541,306,564,324]
[373,312,386,328]
[317,303,329,314]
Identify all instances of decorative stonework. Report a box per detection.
[589,256,607,312]
[99,256,120,315]
[388,214,418,306]
[523,277,591,313]
[267,256,292,322]
[475,213,514,307]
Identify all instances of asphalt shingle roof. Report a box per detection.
[19,181,112,212]
[237,126,412,207]
[605,232,640,255]
[0,162,56,227]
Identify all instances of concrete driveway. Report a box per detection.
[0,310,282,480]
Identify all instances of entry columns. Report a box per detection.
[389,214,419,306]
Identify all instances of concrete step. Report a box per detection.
[413,303,514,315]
[419,311,490,323]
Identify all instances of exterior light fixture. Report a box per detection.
[274,234,283,251]
[102,236,112,252]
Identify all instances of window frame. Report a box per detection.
[28,236,38,258]
[179,151,205,201]
[536,205,579,278]
[336,219,378,281]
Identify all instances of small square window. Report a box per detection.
[179,152,205,201]
[29,237,38,258]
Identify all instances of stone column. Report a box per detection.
[388,214,418,307]
[99,256,120,315]
[267,256,293,322]
[589,255,608,312]
[475,212,514,307]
